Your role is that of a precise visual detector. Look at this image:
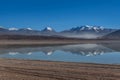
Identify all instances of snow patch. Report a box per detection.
[27,28,32,30]
[9,28,18,31]
[46,27,53,31]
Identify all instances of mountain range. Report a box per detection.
[0,25,119,39]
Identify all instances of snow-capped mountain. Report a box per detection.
[18,28,33,31]
[12,28,41,35]
[63,25,113,32]
[9,28,18,31]
[70,25,104,32]
[0,27,40,35]
[39,27,57,36]
[60,25,116,39]
[41,27,55,32]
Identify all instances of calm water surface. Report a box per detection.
[0,43,120,64]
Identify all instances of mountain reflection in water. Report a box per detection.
[0,43,120,64]
[0,43,119,56]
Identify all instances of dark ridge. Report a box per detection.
[0,35,81,40]
[102,30,120,39]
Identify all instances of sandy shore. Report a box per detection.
[0,59,119,80]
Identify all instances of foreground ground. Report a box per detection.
[0,59,120,80]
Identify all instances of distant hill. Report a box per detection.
[103,30,120,39]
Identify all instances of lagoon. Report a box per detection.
[0,43,120,64]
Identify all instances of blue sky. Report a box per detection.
[0,0,120,31]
